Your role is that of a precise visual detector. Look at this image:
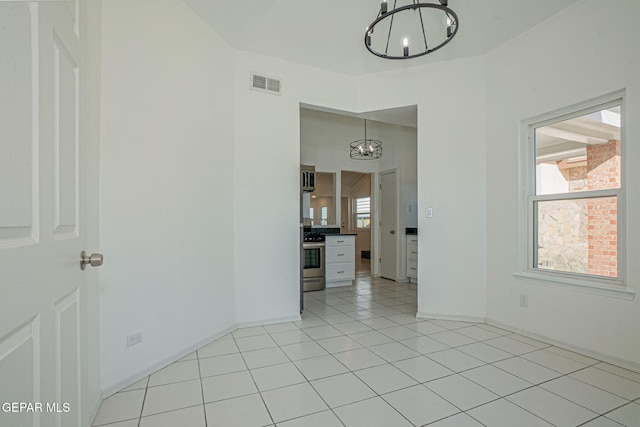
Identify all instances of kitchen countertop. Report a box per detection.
[303,227,356,236]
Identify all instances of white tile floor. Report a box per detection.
[93,277,640,427]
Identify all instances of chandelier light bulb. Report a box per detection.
[445,13,454,37]
[403,37,409,57]
[381,0,387,14]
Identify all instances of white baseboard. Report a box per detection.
[486,318,640,374]
[100,314,302,400]
[416,313,640,373]
[326,280,352,288]
[416,311,486,324]
[237,314,301,329]
[101,324,236,398]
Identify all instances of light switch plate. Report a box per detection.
[426,207,433,218]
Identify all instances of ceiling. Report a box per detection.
[342,171,370,190]
[182,0,582,77]
[301,103,417,128]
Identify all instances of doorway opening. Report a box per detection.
[341,171,373,276]
[299,103,418,288]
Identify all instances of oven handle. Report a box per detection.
[303,242,325,249]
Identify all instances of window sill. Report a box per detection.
[513,271,636,300]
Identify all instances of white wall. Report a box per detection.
[233,52,357,325]
[99,0,237,390]
[358,57,488,321]
[95,0,639,396]
[485,0,640,366]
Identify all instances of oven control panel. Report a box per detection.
[303,233,325,242]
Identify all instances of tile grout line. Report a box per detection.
[316,286,587,425]
[232,329,277,427]
[95,278,639,427]
[136,379,147,427]
[269,284,420,425]
[299,286,473,424]
[263,315,354,425]
[309,285,640,426]
[196,350,209,427]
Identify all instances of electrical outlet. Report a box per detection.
[519,294,528,308]
[126,331,143,347]
[426,207,433,218]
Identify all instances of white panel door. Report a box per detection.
[380,170,397,280]
[0,2,92,427]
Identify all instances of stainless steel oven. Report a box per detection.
[303,242,325,291]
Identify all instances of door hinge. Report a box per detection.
[379,184,382,190]
[379,257,382,263]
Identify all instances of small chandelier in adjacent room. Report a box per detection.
[350,119,382,160]
[365,0,459,60]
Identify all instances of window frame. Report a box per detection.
[516,91,633,299]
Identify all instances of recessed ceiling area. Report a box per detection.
[182,0,582,76]
[300,103,417,129]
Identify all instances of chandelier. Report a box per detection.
[365,0,459,60]
[350,119,382,160]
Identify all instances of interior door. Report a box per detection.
[341,196,349,233]
[0,3,95,426]
[380,170,398,280]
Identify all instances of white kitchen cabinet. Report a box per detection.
[325,235,355,288]
[407,235,418,282]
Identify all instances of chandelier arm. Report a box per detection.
[417,4,429,50]
[384,1,398,57]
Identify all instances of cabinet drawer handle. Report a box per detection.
[337,253,344,256]
[337,271,345,274]
[337,240,344,243]
[410,267,417,271]
[411,251,417,254]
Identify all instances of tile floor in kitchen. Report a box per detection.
[93,276,640,427]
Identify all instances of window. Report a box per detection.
[355,197,371,228]
[320,206,328,226]
[521,93,627,291]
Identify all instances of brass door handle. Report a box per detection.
[390,230,395,234]
[80,251,103,270]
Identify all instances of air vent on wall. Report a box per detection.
[250,72,282,95]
